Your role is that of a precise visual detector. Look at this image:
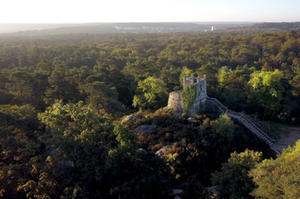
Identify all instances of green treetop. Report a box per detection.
[133,76,168,110]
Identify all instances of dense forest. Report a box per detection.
[0,30,299,198]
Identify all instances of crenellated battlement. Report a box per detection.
[183,74,206,89]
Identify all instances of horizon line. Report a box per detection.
[1,21,300,25]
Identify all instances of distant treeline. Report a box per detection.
[1,22,300,35]
[226,22,300,33]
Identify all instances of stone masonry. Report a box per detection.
[167,74,207,116]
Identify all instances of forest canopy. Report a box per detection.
[0,30,299,122]
[0,30,299,198]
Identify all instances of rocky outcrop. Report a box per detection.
[155,145,172,156]
[136,124,157,134]
[121,113,144,124]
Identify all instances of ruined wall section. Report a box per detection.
[167,75,207,116]
[187,77,207,116]
[167,90,183,113]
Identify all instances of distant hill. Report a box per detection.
[0,23,76,34]
[0,22,253,35]
[1,22,299,36]
[227,22,300,33]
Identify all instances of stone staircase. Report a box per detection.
[207,97,280,154]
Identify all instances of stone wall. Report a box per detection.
[167,90,183,114]
[167,75,207,116]
[188,76,207,115]
[183,74,198,89]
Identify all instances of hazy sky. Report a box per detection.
[0,0,299,23]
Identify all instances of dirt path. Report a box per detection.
[273,127,300,153]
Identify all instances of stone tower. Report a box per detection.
[167,74,207,116]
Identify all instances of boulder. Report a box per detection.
[137,148,147,153]
[172,189,183,195]
[136,124,157,134]
[155,145,172,156]
[121,113,144,124]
